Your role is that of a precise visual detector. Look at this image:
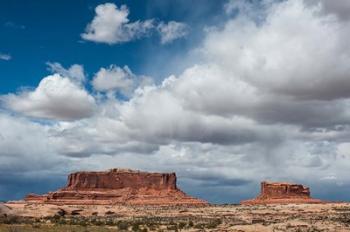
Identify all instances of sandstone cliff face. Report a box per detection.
[258,182,310,199]
[241,181,322,205]
[25,169,207,206]
[64,169,177,191]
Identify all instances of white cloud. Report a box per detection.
[92,65,154,97]
[204,0,350,101]
[157,21,188,44]
[0,113,64,172]
[81,3,188,44]
[47,62,85,84]
[92,65,134,94]
[337,143,350,157]
[81,3,154,44]
[0,53,11,61]
[2,74,96,121]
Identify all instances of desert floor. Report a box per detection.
[1,202,350,231]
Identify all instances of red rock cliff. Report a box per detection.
[64,169,177,191]
[25,169,207,206]
[241,181,322,205]
[258,182,310,199]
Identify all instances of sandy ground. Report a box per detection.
[2,202,350,231]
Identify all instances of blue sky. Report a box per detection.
[0,0,226,93]
[2,0,350,204]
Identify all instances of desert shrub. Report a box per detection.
[78,219,88,227]
[68,218,76,225]
[92,219,104,226]
[146,223,157,231]
[90,217,104,224]
[169,220,176,225]
[50,214,61,223]
[105,217,117,226]
[188,220,194,227]
[167,224,178,231]
[206,218,222,229]
[178,222,186,229]
[117,221,129,230]
[56,218,67,225]
[3,215,20,224]
[194,223,204,229]
[132,223,140,231]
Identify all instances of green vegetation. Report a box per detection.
[0,224,115,232]
[205,218,222,229]
[0,215,226,232]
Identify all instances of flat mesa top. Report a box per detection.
[69,168,175,175]
[262,181,303,186]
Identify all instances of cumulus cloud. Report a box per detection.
[2,74,96,121]
[92,65,135,94]
[47,62,85,84]
[205,0,350,101]
[157,21,188,44]
[0,53,11,61]
[81,3,188,44]
[81,3,154,44]
[0,113,63,172]
[91,65,155,98]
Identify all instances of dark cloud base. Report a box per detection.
[0,174,66,201]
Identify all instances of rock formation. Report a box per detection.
[241,181,323,205]
[0,203,12,216]
[24,168,208,206]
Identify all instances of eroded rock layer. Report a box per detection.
[24,169,208,206]
[241,181,323,205]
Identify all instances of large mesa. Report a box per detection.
[241,181,323,205]
[24,168,208,206]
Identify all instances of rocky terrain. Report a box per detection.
[24,169,207,206]
[2,202,350,231]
